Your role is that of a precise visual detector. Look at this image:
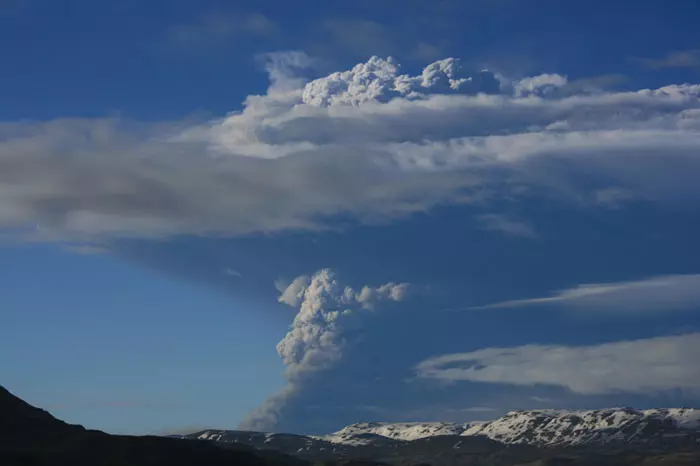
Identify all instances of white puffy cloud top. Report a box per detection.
[301,56,502,107]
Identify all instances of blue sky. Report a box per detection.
[2,0,700,435]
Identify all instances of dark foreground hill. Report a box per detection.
[0,385,309,466]
[4,384,700,466]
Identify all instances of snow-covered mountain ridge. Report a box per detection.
[178,407,700,456]
[320,408,700,447]
[320,421,479,445]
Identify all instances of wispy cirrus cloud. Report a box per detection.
[415,332,700,395]
[472,274,700,312]
[448,406,498,413]
[475,214,537,238]
[530,396,556,403]
[308,16,445,63]
[62,244,111,255]
[164,11,278,52]
[412,42,445,61]
[633,49,700,69]
[223,267,242,278]
[319,19,396,58]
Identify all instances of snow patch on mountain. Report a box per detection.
[321,421,478,444]
[321,408,700,447]
[462,408,700,446]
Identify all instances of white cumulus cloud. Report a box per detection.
[415,333,700,395]
[300,56,501,107]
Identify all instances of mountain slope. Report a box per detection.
[323,422,477,444]
[7,383,700,466]
[187,408,700,456]
[182,426,700,466]
[321,408,700,448]
[0,385,307,466]
[462,408,700,447]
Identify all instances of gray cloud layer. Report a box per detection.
[415,333,700,395]
[2,54,700,242]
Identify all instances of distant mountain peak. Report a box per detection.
[180,407,700,451]
[168,406,700,465]
[320,407,700,448]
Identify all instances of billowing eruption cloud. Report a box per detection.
[300,56,501,107]
[1,53,700,242]
[238,269,410,431]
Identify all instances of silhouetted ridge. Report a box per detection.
[4,385,700,466]
[0,385,306,466]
